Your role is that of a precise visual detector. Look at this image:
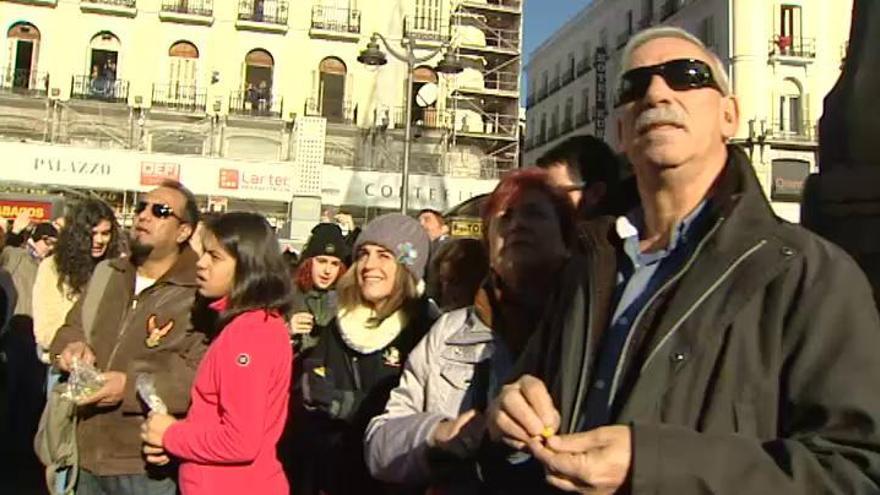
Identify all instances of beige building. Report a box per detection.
[0,0,522,240]
[523,0,851,222]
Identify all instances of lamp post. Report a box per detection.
[358,33,462,213]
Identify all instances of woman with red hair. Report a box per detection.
[290,223,350,354]
[364,168,575,494]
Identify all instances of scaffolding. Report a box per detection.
[447,0,522,178]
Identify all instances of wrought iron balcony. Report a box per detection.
[229,89,282,118]
[561,117,573,134]
[305,97,357,124]
[768,120,817,143]
[660,0,681,20]
[576,108,591,127]
[537,86,548,102]
[561,68,575,87]
[769,35,817,59]
[160,0,213,17]
[152,84,206,112]
[238,0,288,26]
[617,30,632,49]
[403,16,450,43]
[311,5,361,35]
[577,57,593,77]
[0,68,48,97]
[71,74,129,103]
[82,0,136,7]
[548,76,560,94]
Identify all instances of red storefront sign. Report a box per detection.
[140,161,181,186]
[0,199,53,220]
[219,168,240,190]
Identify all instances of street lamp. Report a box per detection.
[358,33,463,213]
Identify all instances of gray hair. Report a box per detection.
[618,26,731,97]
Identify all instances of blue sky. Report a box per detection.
[522,0,594,93]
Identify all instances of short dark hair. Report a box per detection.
[204,212,293,327]
[159,179,200,227]
[417,208,446,226]
[536,135,620,188]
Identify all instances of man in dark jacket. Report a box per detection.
[483,26,880,493]
[50,181,210,495]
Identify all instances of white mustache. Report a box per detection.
[635,107,687,133]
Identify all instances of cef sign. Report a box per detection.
[140,162,180,186]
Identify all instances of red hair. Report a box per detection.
[295,256,348,292]
[481,167,577,247]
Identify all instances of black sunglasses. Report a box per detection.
[136,201,184,222]
[616,58,722,107]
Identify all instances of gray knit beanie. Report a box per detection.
[354,213,430,281]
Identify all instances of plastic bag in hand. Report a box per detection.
[62,357,105,402]
[136,373,168,415]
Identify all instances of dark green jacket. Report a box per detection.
[489,145,880,493]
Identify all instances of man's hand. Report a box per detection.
[142,444,171,466]
[11,210,31,235]
[141,412,178,449]
[290,312,315,335]
[486,374,560,449]
[57,341,96,372]
[77,371,126,407]
[529,425,632,494]
[429,409,485,458]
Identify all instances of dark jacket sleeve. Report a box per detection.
[631,245,880,494]
[5,231,25,248]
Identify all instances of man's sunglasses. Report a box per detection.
[616,58,722,107]
[136,201,184,222]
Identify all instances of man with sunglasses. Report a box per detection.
[49,181,212,495]
[482,26,880,493]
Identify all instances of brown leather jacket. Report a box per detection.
[50,248,212,476]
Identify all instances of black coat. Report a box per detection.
[290,298,437,495]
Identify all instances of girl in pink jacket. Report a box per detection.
[141,212,293,495]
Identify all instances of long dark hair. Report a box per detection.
[204,212,293,326]
[55,198,122,296]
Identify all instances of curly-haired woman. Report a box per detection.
[32,198,122,363]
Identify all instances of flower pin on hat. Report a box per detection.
[396,242,419,267]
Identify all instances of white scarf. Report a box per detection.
[337,305,406,354]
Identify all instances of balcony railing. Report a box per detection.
[403,16,450,43]
[0,68,48,97]
[660,0,681,20]
[152,84,206,112]
[461,0,522,13]
[617,30,632,49]
[311,5,361,35]
[238,0,288,26]
[161,0,213,17]
[769,35,817,59]
[389,106,453,130]
[537,86,548,101]
[548,76,560,94]
[536,131,546,146]
[547,124,559,141]
[82,0,136,7]
[464,71,519,93]
[769,120,817,143]
[561,68,575,87]
[561,117,573,134]
[577,57,593,77]
[229,89,282,118]
[71,75,129,103]
[305,97,357,124]
[576,108,591,127]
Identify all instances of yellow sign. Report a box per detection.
[450,218,482,238]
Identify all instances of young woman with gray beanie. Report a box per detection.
[290,213,438,495]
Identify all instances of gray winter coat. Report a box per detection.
[365,307,497,492]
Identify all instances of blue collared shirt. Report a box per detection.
[577,200,713,431]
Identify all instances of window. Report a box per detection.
[564,97,574,130]
[319,57,347,122]
[780,4,802,40]
[5,22,42,92]
[626,10,633,35]
[568,53,575,78]
[778,78,803,135]
[699,16,715,49]
[236,48,275,115]
[581,86,591,123]
[540,113,547,141]
[541,71,548,93]
[168,41,198,88]
[641,0,654,26]
[413,0,442,33]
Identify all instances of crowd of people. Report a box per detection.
[2,26,880,495]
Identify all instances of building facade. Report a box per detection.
[0,0,522,241]
[523,0,851,222]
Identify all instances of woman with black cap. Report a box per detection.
[290,223,350,355]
